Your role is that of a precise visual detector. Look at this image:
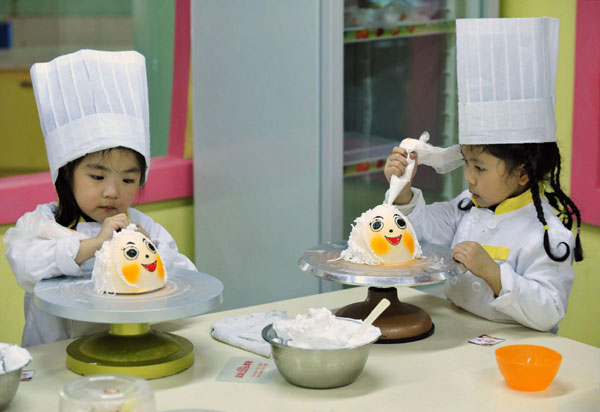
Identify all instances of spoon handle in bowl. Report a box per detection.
[349,298,390,345]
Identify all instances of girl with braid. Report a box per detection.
[384,18,583,332]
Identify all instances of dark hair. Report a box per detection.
[55,147,147,228]
[458,143,583,262]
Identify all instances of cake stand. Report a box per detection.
[34,268,223,379]
[298,241,466,343]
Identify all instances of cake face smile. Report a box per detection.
[142,261,157,272]
[385,235,402,246]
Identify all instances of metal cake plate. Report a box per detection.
[299,241,466,287]
[34,268,224,324]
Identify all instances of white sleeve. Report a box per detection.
[4,204,90,293]
[491,229,574,332]
[407,189,469,247]
[6,236,84,294]
[128,208,197,272]
[385,187,423,215]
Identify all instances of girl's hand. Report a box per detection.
[96,213,130,243]
[384,147,418,183]
[75,214,130,264]
[384,147,418,204]
[452,241,502,295]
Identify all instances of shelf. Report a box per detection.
[343,133,399,177]
[344,19,454,44]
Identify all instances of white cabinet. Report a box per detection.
[191,1,343,310]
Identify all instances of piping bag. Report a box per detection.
[385,131,463,205]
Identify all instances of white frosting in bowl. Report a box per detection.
[0,343,31,374]
[272,308,380,349]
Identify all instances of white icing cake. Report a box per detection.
[92,224,167,294]
[341,203,422,265]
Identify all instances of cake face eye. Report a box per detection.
[370,218,384,232]
[123,244,139,260]
[394,215,406,229]
[144,239,157,254]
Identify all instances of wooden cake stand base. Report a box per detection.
[335,287,434,343]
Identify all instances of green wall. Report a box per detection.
[0,0,131,18]
[133,0,174,157]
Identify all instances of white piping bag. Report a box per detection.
[385,131,463,205]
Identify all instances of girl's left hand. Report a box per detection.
[452,241,502,295]
[131,222,151,239]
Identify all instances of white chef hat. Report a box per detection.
[30,49,151,183]
[456,18,559,144]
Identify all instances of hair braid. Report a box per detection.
[544,153,583,261]
[527,160,570,262]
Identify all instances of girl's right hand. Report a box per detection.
[96,213,130,243]
[384,146,418,183]
[76,214,130,265]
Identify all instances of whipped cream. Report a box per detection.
[0,343,31,374]
[272,308,380,349]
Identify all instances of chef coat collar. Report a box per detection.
[471,184,544,215]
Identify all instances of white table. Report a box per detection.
[7,286,600,411]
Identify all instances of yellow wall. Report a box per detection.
[0,198,194,345]
[501,0,600,348]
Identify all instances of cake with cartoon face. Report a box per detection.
[340,204,422,265]
[92,224,167,294]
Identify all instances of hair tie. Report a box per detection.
[544,225,549,231]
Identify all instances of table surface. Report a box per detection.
[6,286,600,412]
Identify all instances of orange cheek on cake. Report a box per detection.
[402,232,415,255]
[369,235,391,256]
[157,256,165,279]
[120,264,141,284]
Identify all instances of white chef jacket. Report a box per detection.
[402,188,574,332]
[4,202,197,347]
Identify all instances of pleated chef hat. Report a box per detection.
[30,49,150,183]
[456,18,559,144]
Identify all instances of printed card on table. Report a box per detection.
[468,334,505,347]
[216,357,276,384]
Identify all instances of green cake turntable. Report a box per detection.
[34,268,223,379]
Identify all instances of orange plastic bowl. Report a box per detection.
[495,344,562,391]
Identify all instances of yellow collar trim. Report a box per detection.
[471,184,543,215]
[494,189,534,215]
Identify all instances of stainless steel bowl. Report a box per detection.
[0,367,24,411]
[262,320,378,389]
